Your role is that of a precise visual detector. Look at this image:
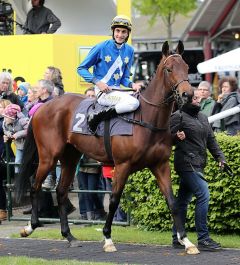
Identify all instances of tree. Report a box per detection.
[133,0,196,47]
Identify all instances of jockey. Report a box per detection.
[77,15,142,134]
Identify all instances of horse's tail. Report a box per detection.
[15,119,39,203]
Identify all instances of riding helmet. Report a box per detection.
[111,15,132,31]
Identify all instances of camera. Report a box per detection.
[0,0,13,35]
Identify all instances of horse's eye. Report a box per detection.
[166,68,172,73]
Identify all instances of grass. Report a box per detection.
[11,225,240,249]
[0,257,117,265]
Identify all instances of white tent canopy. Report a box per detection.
[197,48,240,74]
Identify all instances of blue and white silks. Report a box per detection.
[77,39,139,114]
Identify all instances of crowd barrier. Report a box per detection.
[3,144,130,226]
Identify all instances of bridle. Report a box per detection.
[139,54,189,108]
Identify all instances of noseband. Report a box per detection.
[139,54,189,108]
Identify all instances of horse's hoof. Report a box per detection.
[103,243,117,252]
[20,228,29,237]
[69,240,82,248]
[186,246,200,255]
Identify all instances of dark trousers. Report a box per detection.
[76,171,104,214]
[0,166,6,210]
[173,171,210,241]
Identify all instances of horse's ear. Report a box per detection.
[176,40,184,55]
[162,41,169,57]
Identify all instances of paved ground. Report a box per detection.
[0,221,240,265]
[0,237,240,265]
[0,192,239,264]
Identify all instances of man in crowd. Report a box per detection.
[24,0,61,34]
[198,81,216,117]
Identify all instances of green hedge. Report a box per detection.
[122,133,240,233]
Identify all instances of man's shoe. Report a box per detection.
[172,240,185,249]
[0,210,7,221]
[23,207,32,215]
[198,238,222,251]
[79,213,87,220]
[94,209,107,220]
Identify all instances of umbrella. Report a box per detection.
[197,47,240,74]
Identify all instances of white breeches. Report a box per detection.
[94,86,139,114]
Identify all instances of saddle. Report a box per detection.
[72,98,134,160]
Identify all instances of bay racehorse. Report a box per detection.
[15,41,199,254]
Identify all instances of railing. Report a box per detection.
[4,145,130,226]
[208,104,240,123]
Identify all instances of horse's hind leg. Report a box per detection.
[103,164,129,252]
[56,145,81,247]
[20,160,54,237]
[151,162,200,255]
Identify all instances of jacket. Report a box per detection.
[170,109,225,172]
[24,6,61,34]
[200,97,216,117]
[77,39,134,88]
[3,112,29,150]
[212,92,240,134]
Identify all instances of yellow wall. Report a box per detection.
[0,34,109,94]
[0,0,132,94]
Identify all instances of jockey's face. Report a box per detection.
[113,27,129,44]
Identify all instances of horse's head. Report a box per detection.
[161,40,193,108]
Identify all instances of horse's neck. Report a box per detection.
[140,70,172,129]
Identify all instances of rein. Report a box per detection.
[120,54,189,132]
[139,77,189,108]
[119,115,167,132]
[139,54,189,108]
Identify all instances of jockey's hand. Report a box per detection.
[96,81,111,93]
[176,130,186,141]
[132,82,143,92]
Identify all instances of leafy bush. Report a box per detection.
[122,133,240,233]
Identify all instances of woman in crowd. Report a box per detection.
[44,66,64,95]
[212,76,240,135]
[0,72,24,109]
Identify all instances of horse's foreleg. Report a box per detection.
[57,149,81,247]
[152,163,200,255]
[103,165,129,252]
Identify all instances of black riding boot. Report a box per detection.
[88,107,118,134]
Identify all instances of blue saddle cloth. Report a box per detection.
[71,98,133,136]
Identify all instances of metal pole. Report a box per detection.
[5,142,13,219]
[208,104,240,123]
